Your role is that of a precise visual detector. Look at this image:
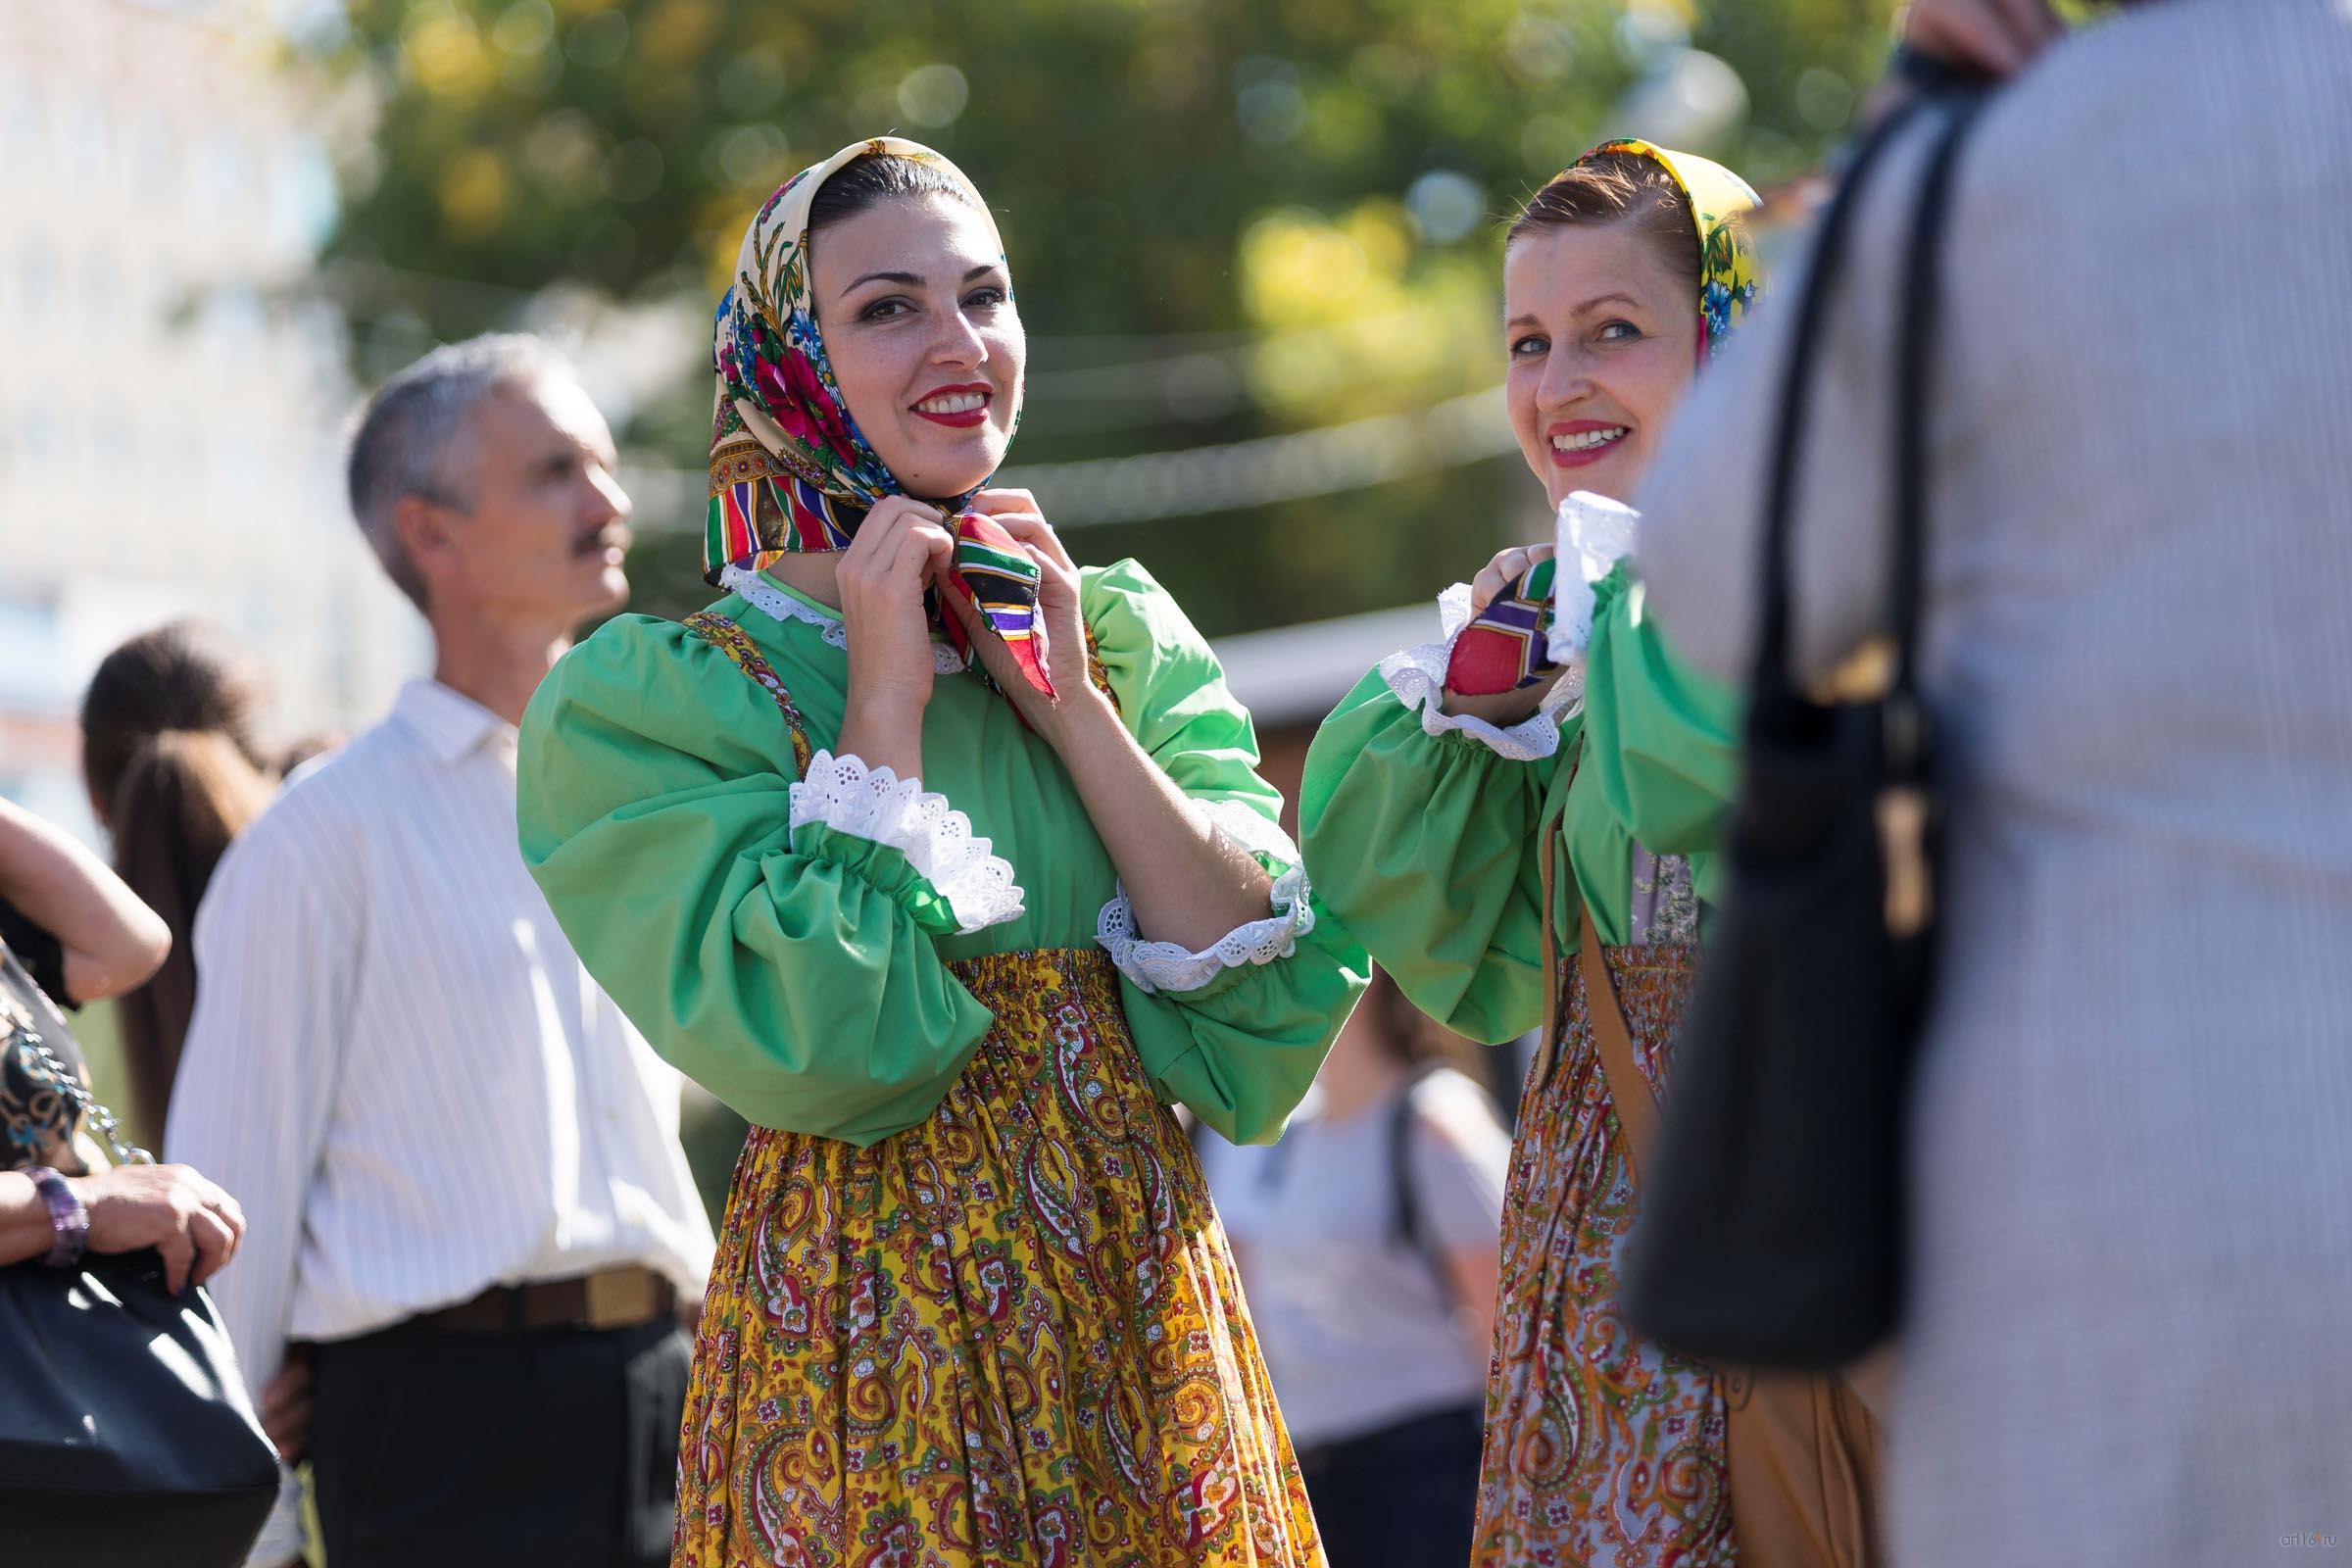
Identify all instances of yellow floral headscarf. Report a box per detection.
[1578,137,1763,361]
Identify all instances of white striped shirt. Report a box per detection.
[168,678,716,1563]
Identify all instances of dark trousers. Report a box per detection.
[1296,1401,1485,1568]
[309,1314,691,1568]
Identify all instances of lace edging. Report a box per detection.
[1545,490,1640,665]
[1096,860,1315,996]
[722,564,966,673]
[786,750,1024,935]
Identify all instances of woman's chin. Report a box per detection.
[895,438,1010,504]
[1544,459,1639,512]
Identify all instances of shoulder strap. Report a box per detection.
[681,610,814,777]
[1578,880,1661,1182]
[1750,97,1930,696]
[1536,746,1661,1184]
[1387,1063,1460,1312]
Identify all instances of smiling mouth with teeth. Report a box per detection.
[911,386,994,429]
[1551,426,1628,452]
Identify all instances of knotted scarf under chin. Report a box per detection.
[836,507,1053,699]
[938,512,1054,698]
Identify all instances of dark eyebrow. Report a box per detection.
[842,269,922,293]
[840,263,1005,294]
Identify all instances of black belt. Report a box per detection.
[409,1265,676,1334]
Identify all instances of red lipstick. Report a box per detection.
[1544,417,1631,470]
[911,382,993,429]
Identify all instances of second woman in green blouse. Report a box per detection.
[1299,140,1763,1567]
[517,138,1363,1568]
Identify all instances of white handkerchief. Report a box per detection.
[1546,490,1641,664]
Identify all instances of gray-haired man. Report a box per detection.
[169,335,715,1568]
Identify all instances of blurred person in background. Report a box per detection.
[1636,1,2352,1563]
[1299,137,1769,1566]
[78,621,282,1142]
[167,333,716,1568]
[0,794,244,1294]
[1197,966,1509,1568]
[515,139,1364,1567]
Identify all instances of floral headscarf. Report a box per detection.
[706,137,1053,696]
[1445,138,1764,696]
[1580,137,1763,362]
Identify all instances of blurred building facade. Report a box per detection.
[0,0,424,835]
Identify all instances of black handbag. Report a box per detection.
[0,952,280,1565]
[1624,91,1987,1370]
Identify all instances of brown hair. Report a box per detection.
[1507,150,1699,297]
[79,622,279,1137]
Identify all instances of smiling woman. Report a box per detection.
[514,136,1366,1568]
[805,155,1019,493]
[1298,141,1867,1568]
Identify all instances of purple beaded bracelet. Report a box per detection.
[26,1165,87,1269]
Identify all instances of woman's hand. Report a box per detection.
[1441,542,1560,727]
[70,1161,246,1295]
[835,496,956,781]
[947,492,1269,951]
[1896,0,2061,79]
[946,490,1116,749]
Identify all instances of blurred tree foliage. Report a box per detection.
[296,0,1897,633]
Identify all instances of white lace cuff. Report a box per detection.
[1095,801,1315,994]
[787,750,1024,935]
[1375,581,1578,762]
[1545,490,1640,664]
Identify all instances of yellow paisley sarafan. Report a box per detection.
[674,949,1325,1568]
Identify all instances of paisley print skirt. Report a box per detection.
[673,948,1324,1568]
[1469,942,1734,1568]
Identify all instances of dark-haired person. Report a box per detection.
[166,334,715,1568]
[79,620,281,1140]
[1298,140,1772,1566]
[1197,967,1509,1568]
[1637,1,2352,1562]
[514,138,1364,1567]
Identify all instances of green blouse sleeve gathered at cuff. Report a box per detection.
[514,613,998,1148]
[1082,559,1370,1146]
[1298,556,1742,1031]
[1298,662,1559,1047]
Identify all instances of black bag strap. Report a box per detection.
[1750,93,1984,714]
[1886,96,1988,777]
[1386,1062,1462,1313]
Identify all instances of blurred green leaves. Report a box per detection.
[301,0,1898,634]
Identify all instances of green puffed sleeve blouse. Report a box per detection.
[1298,559,1739,1046]
[515,557,1366,1149]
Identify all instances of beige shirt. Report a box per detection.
[1635,5,2352,1563]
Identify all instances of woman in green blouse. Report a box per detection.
[515,138,1363,1568]
[1298,141,1763,1566]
